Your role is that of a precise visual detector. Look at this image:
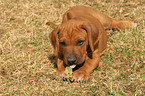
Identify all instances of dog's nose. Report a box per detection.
[67,55,76,65]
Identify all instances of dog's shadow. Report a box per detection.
[48,54,57,68]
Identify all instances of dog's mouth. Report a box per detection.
[70,65,76,68]
[66,61,85,71]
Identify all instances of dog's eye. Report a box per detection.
[77,40,84,46]
[59,42,66,47]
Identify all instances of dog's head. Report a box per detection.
[49,20,100,67]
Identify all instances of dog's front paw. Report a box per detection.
[73,70,89,82]
[53,71,65,80]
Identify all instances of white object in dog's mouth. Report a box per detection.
[70,65,76,68]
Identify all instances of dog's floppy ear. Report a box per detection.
[49,26,60,56]
[81,22,101,53]
[62,12,73,23]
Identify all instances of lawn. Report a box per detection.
[0,0,144,95]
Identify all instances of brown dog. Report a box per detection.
[47,6,136,82]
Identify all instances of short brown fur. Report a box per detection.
[47,6,136,82]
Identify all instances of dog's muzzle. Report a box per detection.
[67,54,77,65]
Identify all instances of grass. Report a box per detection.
[0,0,145,95]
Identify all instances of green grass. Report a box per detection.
[0,0,145,95]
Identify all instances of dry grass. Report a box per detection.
[0,0,145,95]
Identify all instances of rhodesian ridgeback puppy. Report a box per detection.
[47,6,137,82]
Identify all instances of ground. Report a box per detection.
[0,0,145,95]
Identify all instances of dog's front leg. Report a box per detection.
[53,58,65,79]
[73,49,100,82]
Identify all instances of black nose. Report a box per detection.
[67,55,76,65]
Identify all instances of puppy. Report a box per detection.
[47,6,137,82]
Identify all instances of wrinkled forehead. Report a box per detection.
[58,28,87,42]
